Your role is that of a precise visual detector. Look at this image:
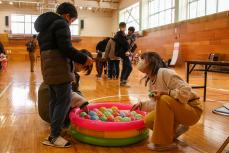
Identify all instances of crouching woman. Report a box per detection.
[132,52,203,151]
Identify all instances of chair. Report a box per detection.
[216,136,229,153]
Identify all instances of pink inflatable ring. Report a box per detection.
[69,103,146,131]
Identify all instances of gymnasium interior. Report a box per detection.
[0,0,228,153]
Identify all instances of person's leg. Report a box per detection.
[152,95,202,145]
[96,59,102,78]
[120,58,126,82]
[95,59,100,76]
[103,61,107,76]
[114,60,120,79]
[144,111,155,130]
[122,57,132,82]
[49,83,72,138]
[48,85,56,123]
[96,59,103,78]
[107,60,113,79]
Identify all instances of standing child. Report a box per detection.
[104,38,120,79]
[126,26,137,58]
[35,2,93,148]
[132,52,203,151]
[26,35,37,72]
[114,22,131,86]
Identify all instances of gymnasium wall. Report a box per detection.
[0,6,113,37]
[0,6,111,61]
[136,11,229,61]
[119,0,139,10]
[0,35,104,61]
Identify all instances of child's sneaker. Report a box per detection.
[108,77,112,80]
[42,136,71,148]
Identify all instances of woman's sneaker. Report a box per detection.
[147,143,178,151]
[174,124,189,139]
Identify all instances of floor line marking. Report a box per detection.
[89,93,147,102]
[0,81,13,98]
[207,99,229,103]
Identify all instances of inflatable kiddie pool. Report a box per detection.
[69,103,149,147]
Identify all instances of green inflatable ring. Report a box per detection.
[70,127,149,147]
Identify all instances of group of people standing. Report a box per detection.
[96,22,137,86]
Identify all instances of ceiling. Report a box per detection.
[0,0,121,12]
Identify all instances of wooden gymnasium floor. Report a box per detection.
[0,61,228,153]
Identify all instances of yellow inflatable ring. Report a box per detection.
[73,125,148,139]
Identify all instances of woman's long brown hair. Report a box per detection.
[140,52,167,86]
[80,49,93,75]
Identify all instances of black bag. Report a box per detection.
[96,38,110,53]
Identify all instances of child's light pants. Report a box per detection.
[144,95,202,145]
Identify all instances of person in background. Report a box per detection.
[26,35,37,72]
[104,38,120,80]
[114,22,131,86]
[132,52,202,151]
[127,26,137,63]
[0,41,7,71]
[34,2,93,148]
[0,41,6,55]
[95,37,110,79]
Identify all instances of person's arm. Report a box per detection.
[141,99,156,112]
[54,20,88,65]
[162,69,197,103]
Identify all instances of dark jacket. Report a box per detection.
[0,42,5,54]
[96,37,110,59]
[114,31,130,58]
[96,37,110,52]
[34,12,87,85]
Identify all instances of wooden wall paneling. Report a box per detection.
[137,11,229,62]
[0,36,104,61]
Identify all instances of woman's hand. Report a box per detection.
[152,90,168,100]
[80,105,89,113]
[131,102,142,111]
[80,102,89,113]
